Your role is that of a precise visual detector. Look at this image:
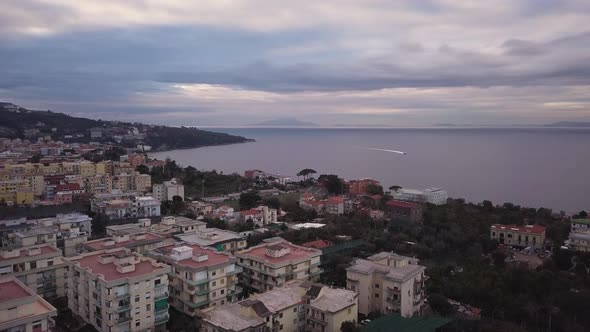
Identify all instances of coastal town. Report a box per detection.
[1,133,589,332]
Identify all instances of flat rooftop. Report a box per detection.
[347,258,425,283]
[152,244,232,269]
[491,224,545,235]
[0,245,59,262]
[83,233,163,251]
[238,240,321,265]
[176,228,243,247]
[0,280,30,302]
[69,249,168,282]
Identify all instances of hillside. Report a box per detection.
[0,102,252,151]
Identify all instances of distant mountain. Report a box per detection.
[545,121,590,127]
[252,117,317,127]
[0,102,252,151]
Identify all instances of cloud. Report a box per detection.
[0,1,589,125]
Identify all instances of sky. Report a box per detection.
[1,1,590,126]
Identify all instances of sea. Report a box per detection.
[150,127,590,213]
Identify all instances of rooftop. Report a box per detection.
[347,253,425,282]
[0,279,30,302]
[491,224,546,235]
[67,249,169,282]
[386,200,419,209]
[176,228,243,247]
[151,243,233,269]
[301,239,333,250]
[83,233,163,251]
[0,244,60,262]
[310,286,357,313]
[571,218,590,225]
[237,239,321,265]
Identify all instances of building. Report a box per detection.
[201,280,358,332]
[349,179,381,195]
[1,213,92,256]
[153,178,184,202]
[385,200,423,223]
[91,195,160,220]
[236,239,322,293]
[0,244,67,299]
[346,252,427,317]
[175,227,247,253]
[186,201,214,216]
[0,277,57,332]
[568,232,590,252]
[423,188,448,205]
[239,206,278,227]
[64,248,171,332]
[392,188,426,203]
[147,243,243,316]
[325,196,345,215]
[570,218,590,233]
[83,232,165,254]
[490,224,546,248]
[301,239,334,250]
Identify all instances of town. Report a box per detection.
[1,141,589,332]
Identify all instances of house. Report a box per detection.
[385,200,423,223]
[490,224,546,248]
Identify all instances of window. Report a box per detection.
[30,261,37,269]
[146,304,151,311]
[374,284,379,288]
[279,313,283,318]
[145,292,151,300]
[155,279,161,286]
[47,260,54,266]
[220,289,224,295]
[348,308,352,314]
[221,300,225,305]
[293,307,297,312]
[221,279,225,284]
[375,293,379,298]
[135,295,140,303]
[136,321,141,327]
[212,271,216,276]
[212,281,216,287]
[212,291,216,297]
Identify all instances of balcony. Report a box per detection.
[115,303,131,313]
[155,299,169,312]
[228,285,243,296]
[117,316,132,324]
[308,315,327,325]
[115,292,130,300]
[154,289,169,301]
[226,266,243,276]
[185,277,209,286]
[155,314,169,325]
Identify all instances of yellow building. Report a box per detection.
[0,277,57,332]
[201,280,358,332]
[16,189,34,205]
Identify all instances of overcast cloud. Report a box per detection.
[1,0,589,126]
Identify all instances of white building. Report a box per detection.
[346,252,427,317]
[153,178,184,202]
[393,188,448,205]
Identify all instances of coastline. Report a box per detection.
[149,139,256,154]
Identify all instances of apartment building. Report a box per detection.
[148,244,242,316]
[201,280,358,332]
[65,248,171,332]
[570,218,590,233]
[1,213,92,256]
[152,178,184,202]
[106,216,204,238]
[423,188,448,205]
[83,174,113,194]
[568,232,590,252]
[236,239,322,293]
[0,244,66,300]
[176,227,247,253]
[91,195,160,220]
[83,232,165,254]
[490,224,546,248]
[346,252,427,317]
[0,277,57,332]
[349,179,381,195]
[113,172,152,193]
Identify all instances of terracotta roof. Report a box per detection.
[241,209,261,216]
[301,239,333,249]
[491,224,545,235]
[326,196,345,204]
[0,280,30,302]
[238,240,321,264]
[386,200,418,209]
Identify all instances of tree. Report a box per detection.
[492,251,506,268]
[340,321,361,332]
[239,191,262,210]
[265,197,281,210]
[428,293,454,316]
[389,185,402,192]
[318,174,345,194]
[297,168,317,180]
[135,164,149,175]
[366,184,384,195]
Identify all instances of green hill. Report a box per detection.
[0,102,252,151]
